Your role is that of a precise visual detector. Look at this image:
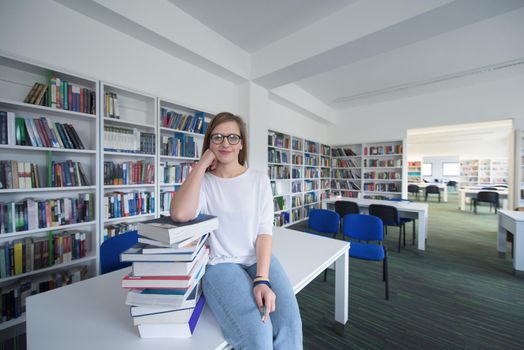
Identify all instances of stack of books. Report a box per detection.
[120,214,218,338]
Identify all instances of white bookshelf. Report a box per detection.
[460,158,509,187]
[331,144,363,199]
[331,141,406,200]
[99,82,157,246]
[515,130,524,208]
[0,54,99,329]
[157,98,211,218]
[268,130,326,227]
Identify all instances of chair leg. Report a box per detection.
[323,269,328,282]
[403,224,406,247]
[412,220,416,245]
[383,251,389,300]
[397,225,402,253]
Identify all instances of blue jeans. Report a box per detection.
[203,255,303,350]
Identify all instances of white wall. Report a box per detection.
[268,98,331,145]
[408,137,510,160]
[331,74,524,144]
[421,156,460,182]
[0,0,238,115]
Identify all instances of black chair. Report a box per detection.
[471,191,499,214]
[425,185,441,202]
[368,204,406,253]
[334,201,359,231]
[447,181,457,190]
[408,184,420,200]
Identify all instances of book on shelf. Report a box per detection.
[48,160,90,187]
[103,222,138,242]
[161,134,198,158]
[103,191,155,219]
[0,111,16,146]
[0,265,88,324]
[136,294,206,338]
[160,108,207,134]
[103,161,154,186]
[103,126,155,154]
[137,214,218,245]
[0,161,40,189]
[104,92,120,119]
[13,116,85,149]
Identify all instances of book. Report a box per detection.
[122,253,208,289]
[136,294,205,338]
[130,282,201,318]
[120,234,207,262]
[132,247,208,277]
[137,214,218,245]
[133,306,194,325]
[140,233,208,254]
[125,272,204,308]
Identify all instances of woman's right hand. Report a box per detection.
[200,149,217,171]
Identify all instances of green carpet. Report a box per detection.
[290,193,524,350]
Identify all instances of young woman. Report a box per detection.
[170,112,302,349]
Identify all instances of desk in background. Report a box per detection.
[27,227,349,350]
[323,197,429,252]
[458,189,508,211]
[497,210,524,275]
[410,183,448,202]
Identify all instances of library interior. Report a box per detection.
[1,1,524,349]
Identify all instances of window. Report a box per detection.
[442,162,460,177]
[422,163,432,176]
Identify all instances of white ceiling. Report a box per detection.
[168,0,356,53]
[56,0,524,116]
[407,120,513,159]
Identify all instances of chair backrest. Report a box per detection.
[447,181,457,187]
[342,214,384,241]
[308,209,340,235]
[334,201,359,218]
[408,184,419,193]
[368,204,400,226]
[425,185,440,194]
[100,231,138,274]
[477,191,499,202]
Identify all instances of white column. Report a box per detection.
[238,82,270,172]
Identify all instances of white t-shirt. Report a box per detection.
[196,168,273,266]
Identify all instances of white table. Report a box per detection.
[26,227,349,350]
[458,189,508,211]
[323,197,429,252]
[497,210,524,275]
[409,183,448,202]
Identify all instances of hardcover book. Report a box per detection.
[137,214,218,245]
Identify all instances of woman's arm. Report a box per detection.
[253,234,275,323]
[170,150,216,222]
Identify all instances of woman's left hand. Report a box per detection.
[253,284,276,323]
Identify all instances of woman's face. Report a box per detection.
[209,120,243,165]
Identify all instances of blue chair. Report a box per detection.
[100,231,138,274]
[343,214,389,300]
[307,209,340,239]
[308,209,340,281]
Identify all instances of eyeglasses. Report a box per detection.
[210,133,242,145]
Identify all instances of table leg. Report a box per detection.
[514,222,524,273]
[334,249,348,335]
[443,187,448,202]
[460,192,466,211]
[497,214,507,258]
[417,211,427,254]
